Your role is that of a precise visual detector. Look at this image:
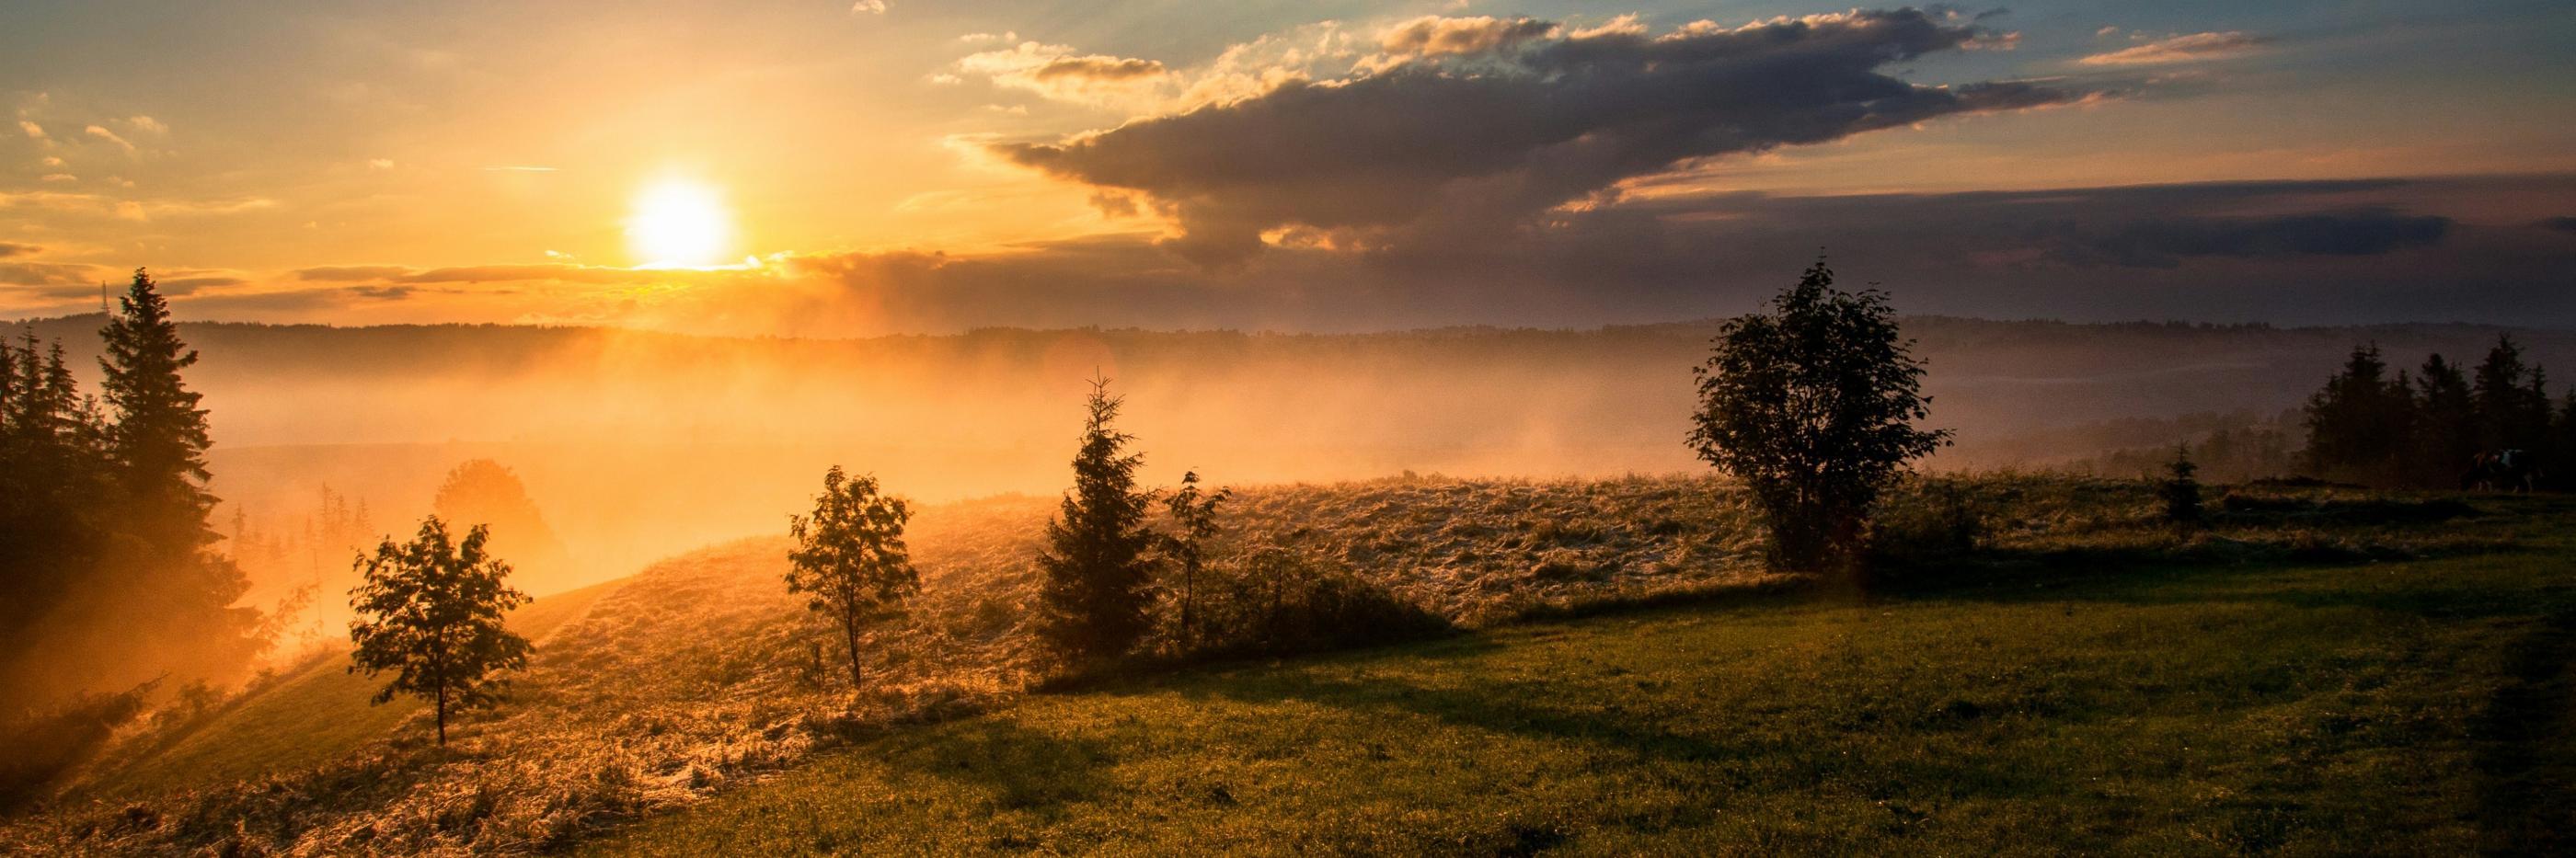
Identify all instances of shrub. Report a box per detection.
[1866,480,1990,574]
[1170,545,1449,658]
[0,682,155,810]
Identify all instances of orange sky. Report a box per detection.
[5,2,2574,331]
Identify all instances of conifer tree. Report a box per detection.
[2160,445,2204,526]
[349,516,532,746]
[2299,344,2411,484]
[2471,335,2552,452]
[2414,353,2478,485]
[99,268,217,552]
[1034,376,1159,662]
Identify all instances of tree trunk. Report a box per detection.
[1179,566,1195,650]
[843,621,865,691]
[435,688,448,746]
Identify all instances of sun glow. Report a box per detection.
[625,178,733,268]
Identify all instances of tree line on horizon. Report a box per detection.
[2300,337,2576,489]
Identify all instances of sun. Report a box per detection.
[624,177,732,268]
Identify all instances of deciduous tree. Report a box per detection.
[1687,259,1949,574]
[786,466,920,689]
[349,516,532,746]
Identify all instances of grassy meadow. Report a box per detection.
[585,492,2576,855]
[7,475,2570,854]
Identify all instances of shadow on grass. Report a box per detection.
[1875,539,2559,623]
[1180,668,1736,770]
[874,718,1118,812]
[2475,608,2576,855]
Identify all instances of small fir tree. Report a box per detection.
[1035,376,1159,662]
[2160,444,2204,526]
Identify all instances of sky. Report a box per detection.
[2,0,2573,334]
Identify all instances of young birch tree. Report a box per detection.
[787,466,919,690]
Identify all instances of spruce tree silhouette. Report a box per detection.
[1035,375,1159,663]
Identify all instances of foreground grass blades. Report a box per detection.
[595,506,2576,855]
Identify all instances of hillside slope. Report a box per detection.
[11,475,2561,854]
[6,476,1777,855]
[66,578,627,802]
[594,499,2576,855]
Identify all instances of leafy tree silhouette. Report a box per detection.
[1158,470,1230,651]
[349,516,531,746]
[1687,259,1948,575]
[786,466,920,690]
[433,458,570,589]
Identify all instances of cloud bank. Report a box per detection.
[994,9,2088,267]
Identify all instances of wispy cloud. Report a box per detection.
[0,189,277,222]
[17,120,43,140]
[956,42,1171,107]
[83,124,137,154]
[479,166,560,172]
[2081,31,2271,66]
[850,0,886,15]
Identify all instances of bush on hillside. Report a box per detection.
[0,681,156,810]
[1163,545,1450,658]
[1865,480,1991,575]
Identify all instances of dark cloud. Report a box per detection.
[2045,210,2451,269]
[86,177,2568,335]
[536,177,2559,337]
[995,8,2088,267]
[154,276,248,294]
[293,265,409,281]
[0,260,110,287]
[0,242,40,258]
[2538,216,2576,235]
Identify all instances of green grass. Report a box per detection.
[591,503,2576,855]
[73,577,623,801]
